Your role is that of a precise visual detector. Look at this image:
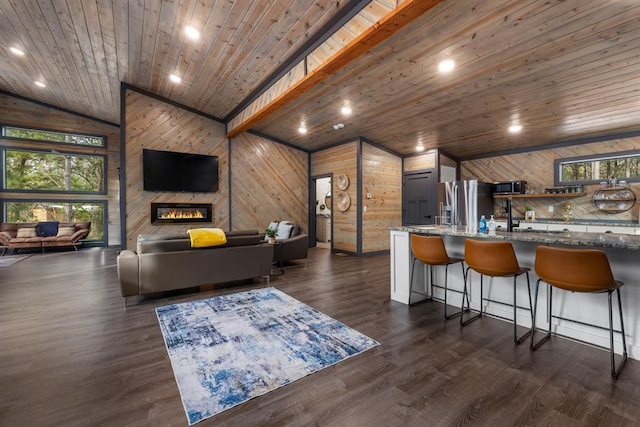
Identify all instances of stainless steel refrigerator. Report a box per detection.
[437,180,494,232]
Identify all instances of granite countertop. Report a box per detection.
[496,219,639,228]
[391,226,640,250]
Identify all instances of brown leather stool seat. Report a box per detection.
[409,234,466,319]
[461,239,533,344]
[531,245,627,378]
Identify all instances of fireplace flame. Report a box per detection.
[159,209,205,219]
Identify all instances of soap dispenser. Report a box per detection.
[478,215,487,234]
[488,215,497,235]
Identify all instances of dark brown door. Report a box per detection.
[403,170,437,225]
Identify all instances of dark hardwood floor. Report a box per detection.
[1,247,639,426]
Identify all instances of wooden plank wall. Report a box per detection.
[462,137,640,222]
[311,141,358,253]
[362,143,402,253]
[404,151,436,172]
[230,133,308,232]
[0,93,121,245]
[123,90,229,248]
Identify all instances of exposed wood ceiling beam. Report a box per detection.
[226,0,443,138]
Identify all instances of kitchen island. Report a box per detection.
[390,225,640,361]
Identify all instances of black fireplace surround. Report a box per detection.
[151,203,213,224]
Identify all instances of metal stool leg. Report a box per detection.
[461,269,482,326]
[408,257,417,306]
[430,265,434,304]
[462,262,470,309]
[444,263,466,319]
[513,272,532,344]
[610,288,628,379]
[409,257,430,306]
[531,279,551,351]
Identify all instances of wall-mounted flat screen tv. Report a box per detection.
[143,149,219,192]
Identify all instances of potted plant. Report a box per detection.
[524,206,535,222]
[265,227,278,244]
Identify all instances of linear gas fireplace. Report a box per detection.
[151,203,213,224]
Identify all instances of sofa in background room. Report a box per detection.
[0,221,91,255]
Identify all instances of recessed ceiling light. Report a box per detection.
[298,126,307,134]
[34,81,46,88]
[341,106,352,116]
[169,74,181,83]
[438,59,455,73]
[10,47,25,56]
[509,124,523,133]
[416,144,425,152]
[184,25,200,40]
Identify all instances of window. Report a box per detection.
[555,150,640,185]
[1,125,105,147]
[1,125,109,245]
[3,148,105,193]
[3,200,104,241]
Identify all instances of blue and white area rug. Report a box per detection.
[156,287,379,425]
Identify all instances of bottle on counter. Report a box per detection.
[488,215,497,235]
[478,215,487,234]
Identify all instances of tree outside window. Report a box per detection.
[557,152,640,184]
[2,125,104,147]
[4,149,104,193]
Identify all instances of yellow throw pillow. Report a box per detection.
[187,228,227,248]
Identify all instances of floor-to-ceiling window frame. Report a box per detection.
[0,125,109,245]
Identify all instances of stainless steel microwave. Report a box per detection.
[493,180,527,194]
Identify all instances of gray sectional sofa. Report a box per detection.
[117,230,274,302]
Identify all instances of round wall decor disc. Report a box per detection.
[336,191,351,211]
[337,174,350,190]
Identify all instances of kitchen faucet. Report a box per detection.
[507,196,520,232]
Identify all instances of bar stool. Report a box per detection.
[531,245,627,379]
[461,239,533,344]
[408,234,467,319]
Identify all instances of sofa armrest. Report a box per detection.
[276,234,309,262]
[0,232,12,246]
[260,243,275,275]
[117,250,140,297]
[70,229,89,242]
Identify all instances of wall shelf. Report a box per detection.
[592,187,636,213]
[493,192,586,199]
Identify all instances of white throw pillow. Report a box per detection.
[275,222,293,240]
[16,227,37,238]
[56,226,76,237]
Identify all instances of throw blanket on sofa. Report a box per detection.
[187,228,227,248]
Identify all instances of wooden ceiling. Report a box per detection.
[1,0,640,159]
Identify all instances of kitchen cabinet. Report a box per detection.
[518,222,548,231]
[546,223,587,232]
[586,225,634,234]
[316,215,331,242]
